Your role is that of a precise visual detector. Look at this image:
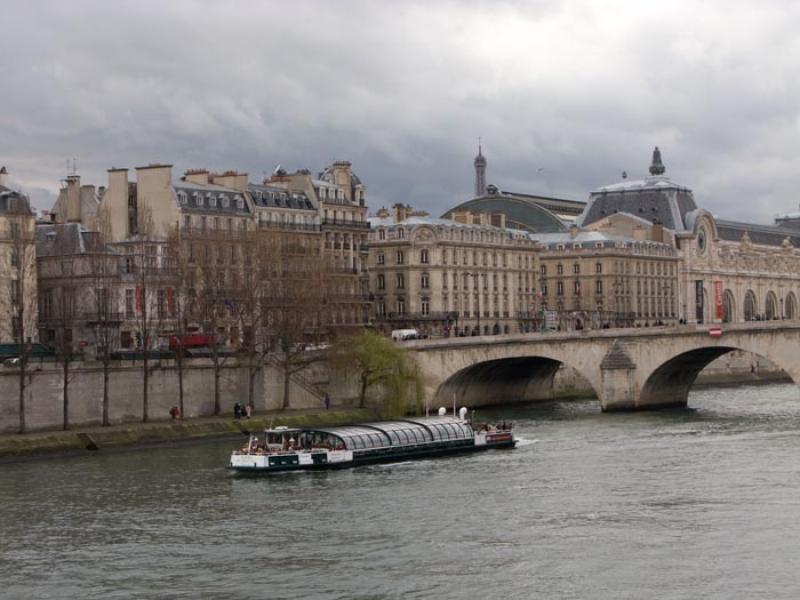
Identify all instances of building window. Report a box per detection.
[237,197,244,210]
[596,280,603,294]
[377,274,385,290]
[542,284,548,296]
[421,299,430,316]
[222,196,230,208]
[573,263,580,274]
[540,265,546,276]
[398,228,405,239]
[420,249,429,264]
[377,253,385,265]
[396,251,404,265]
[421,274,430,289]
[397,298,405,314]
[596,262,602,274]
[378,302,386,317]
[574,281,581,295]
[557,263,563,275]
[379,229,386,240]
[557,281,564,296]
[396,274,405,289]
[209,195,217,208]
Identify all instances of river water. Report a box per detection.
[3,383,800,599]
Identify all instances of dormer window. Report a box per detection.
[236,197,244,210]
[222,196,230,208]
[195,192,203,206]
[178,191,188,205]
[209,195,217,208]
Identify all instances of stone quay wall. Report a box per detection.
[0,357,356,434]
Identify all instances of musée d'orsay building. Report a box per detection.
[369,147,800,336]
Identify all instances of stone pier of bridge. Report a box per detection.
[404,323,800,412]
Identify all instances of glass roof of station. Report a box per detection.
[313,417,473,451]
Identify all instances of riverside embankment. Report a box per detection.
[0,407,374,462]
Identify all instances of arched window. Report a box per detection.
[379,229,386,240]
[744,290,757,321]
[209,194,217,207]
[723,290,735,323]
[786,292,797,320]
[765,291,778,320]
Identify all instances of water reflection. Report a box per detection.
[2,383,800,599]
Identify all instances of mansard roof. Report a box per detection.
[173,182,250,215]
[0,188,33,214]
[36,223,111,256]
[248,183,316,211]
[578,149,698,232]
[715,219,800,248]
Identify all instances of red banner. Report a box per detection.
[714,281,723,320]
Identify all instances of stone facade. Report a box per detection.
[0,169,37,345]
[368,205,539,336]
[582,148,800,325]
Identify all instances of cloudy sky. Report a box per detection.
[3,0,800,222]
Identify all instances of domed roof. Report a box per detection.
[441,194,566,233]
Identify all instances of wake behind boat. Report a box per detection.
[228,414,515,474]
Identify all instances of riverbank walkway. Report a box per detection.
[0,407,374,461]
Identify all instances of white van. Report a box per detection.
[391,329,419,342]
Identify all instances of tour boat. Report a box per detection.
[228,414,516,474]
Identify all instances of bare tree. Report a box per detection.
[235,230,272,411]
[263,232,334,409]
[128,206,167,423]
[165,224,194,418]
[6,196,37,433]
[88,216,119,426]
[192,227,247,415]
[53,280,78,430]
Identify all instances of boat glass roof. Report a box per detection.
[311,417,472,451]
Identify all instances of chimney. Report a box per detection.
[66,175,81,222]
[0,166,8,187]
[211,170,249,192]
[184,168,209,186]
[392,203,409,223]
[652,220,664,243]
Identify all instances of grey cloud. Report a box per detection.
[2,0,800,222]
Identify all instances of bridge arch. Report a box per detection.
[432,353,601,408]
[637,337,800,409]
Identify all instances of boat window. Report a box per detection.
[427,426,443,442]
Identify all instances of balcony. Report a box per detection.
[321,218,370,229]
[258,221,321,233]
[384,311,459,321]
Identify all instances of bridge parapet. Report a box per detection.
[404,322,800,412]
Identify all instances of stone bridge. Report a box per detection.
[404,322,800,411]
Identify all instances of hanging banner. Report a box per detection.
[714,281,723,320]
[695,280,704,323]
